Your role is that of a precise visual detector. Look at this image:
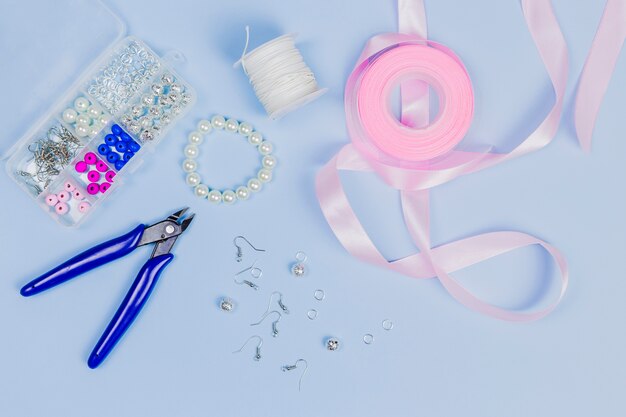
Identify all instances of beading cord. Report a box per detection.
[236,27,327,119]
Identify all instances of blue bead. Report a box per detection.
[123,151,135,161]
[111,124,122,135]
[107,152,120,163]
[105,134,118,146]
[120,132,132,142]
[115,142,127,153]
[115,160,126,171]
[97,144,110,155]
[129,141,141,152]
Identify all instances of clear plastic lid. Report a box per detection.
[0,0,126,157]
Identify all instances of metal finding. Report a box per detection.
[233,236,266,262]
[233,276,259,290]
[261,291,290,317]
[250,310,282,337]
[232,335,263,361]
[282,359,308,392]
[363,334,374,344]
[382,319,394,331]
[314,289,325,301]
[307,309,318,320]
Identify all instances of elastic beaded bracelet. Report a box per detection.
[182,115,276,204]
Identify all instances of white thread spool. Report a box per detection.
[235,27,327,120]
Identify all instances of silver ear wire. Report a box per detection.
[261,291,290,317]
[233,236,266,262]
[250,310,282,337]
[233,276,260,290]
[282,359,308,391]
[233,335,263,361]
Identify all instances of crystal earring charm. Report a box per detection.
[291,251,308,277]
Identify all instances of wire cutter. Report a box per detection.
[20,207,195,368]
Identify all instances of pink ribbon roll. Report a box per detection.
[349,42,473,163]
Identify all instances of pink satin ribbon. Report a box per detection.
[574,0,626,151]
[316,0,571,321]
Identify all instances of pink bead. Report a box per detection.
[99,182,111,193]
[105,170,116,183]
[87,170,101,182]
[64,182,76,192]
[84,152,97,164]
[78,202,91,213]
[57,191,71,202]
[96,160,109,173]
[75,161,88,173]
[73,190,85,200]
[87,183,99,195]
[45,194,58,206]
[54,202,69,215]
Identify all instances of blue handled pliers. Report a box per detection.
[20,207,195,368]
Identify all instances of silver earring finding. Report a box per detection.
[250,310,282,337]
[233,235,266,262]
[261,291,290,316]
[282,359,308,392]
[233,335,263,361]
[291,251,308,277]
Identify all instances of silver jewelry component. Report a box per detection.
[219,297,235,312]
[233,236,266,263]
[307,309,318,320]
[233,335,263,361]
[314,289,325,301]
[261,291,290,317]
[250,310,282,338]
[233,276,259,290]
[326,337,340,351]
[382,319,394,331]
[363,334,374,344]
[282,359,308,392]
[291,251,308,277]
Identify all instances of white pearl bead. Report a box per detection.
[184,144,199,159]
[225,118,239,133]
[208,190,222,204]
[74,97,90,112]
[197,119,212,133]
[211,115,226,129]
[236,186,250,200]
[62,108,77,124]
[75,125,88,137]
[262,155,276,169]
[76,114,91,127]
[248,178,262,192]
[258,169,272,183]
[87,105,101,118]
[188,131,203,145]
[248,131,262,145]
[238,122,253,136]
[258,141,273,155]
[222,189,236,204]
[89,125,101,136]
[182,159,197,173]
[186,172,201,187]
[194,184,209,198]
[99,114,110,125]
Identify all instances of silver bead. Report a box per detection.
[140,129,155,142]
[161,72,174,84]
[161,114,172,125]
[131,105,143,117]
[170,83,182,93]
[326,338,340,351]
[141,95,153,106]
[151,83,164,95]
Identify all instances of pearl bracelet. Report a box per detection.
[182,115,276,204]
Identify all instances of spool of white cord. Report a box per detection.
[235,27,327,120]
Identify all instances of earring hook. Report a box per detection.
[282,358,308,391]
[233,276,260,290]
[261,291,290,317]
[233,236,266,262]
[233,335,263,361]
[250,310,282,337]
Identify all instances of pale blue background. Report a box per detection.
[0,0,624,416]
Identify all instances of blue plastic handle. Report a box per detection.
[87,253,174,368]
[20,225,145,297]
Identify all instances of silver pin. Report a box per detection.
[282,359,308,392]
[233,335,263,361]
[233,236,266,262]
[261,291,290,316]
[251,310,282,337]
